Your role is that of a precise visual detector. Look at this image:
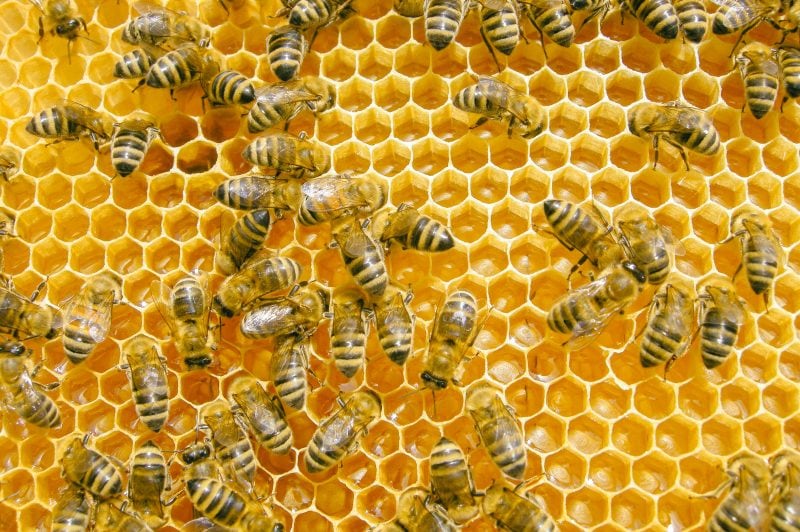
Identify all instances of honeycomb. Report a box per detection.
[0,0,799,528]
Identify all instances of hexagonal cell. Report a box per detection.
[128,205,163,243]
[144,237,180,274]
[565,486,608,528]
[393,104,429,142]
[30,236,68,276]
[724,138,761,177]
[745,171,782,210]
[356,485,396,524]
[611,488,656,529]
[275,473,314,511]
[763,378,799,418]
[525,412,565,454]
[545,376,587,418]
[374,74,411,111]
[689,203,727,245]
[509,165,549,204]
[606,70,642,106]
[315,479,355,519]
[681,71,720,109]
[149,174,185,208]
[487,266,529,312]
[375,14,411,48]
[530,135,569,171]
[611,414,653,456]
[106,237,143,276]
[88,204,125,242]
[671,171,710,210]
[743,414,782,454]
[628,168,669,207]
[621,37,662,73]
[176,141,218,174]
[701,415,742,456]
[654,415,698,458]
[674,237,712,278]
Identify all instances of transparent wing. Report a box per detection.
[257,85,319,106]
[64,290,115,344]
[149,281,179,338]
[27,0,45,13]
[301,176,365,213]
[563,278,629,349]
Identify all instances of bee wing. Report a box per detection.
[301,176,366,213]
[478,0,511,10]
[65,291,116,344]
[257,85,319,106]
[27,0,45,13]
[707,0,764,15]
[149,281,179,338]
[194,272,212,337]
[182,518,228,532]
[564,278,629,350]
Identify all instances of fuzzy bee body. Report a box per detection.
[730,210,781,304]
[466,384,527,479]
[229,375,293,454]
[331,289,367,377]
[214,176,302,212]
[429,437,478,524]
[247,78,335,133]
[0,341,61,428]
[129,440,168,529]
[61,436,123,499]
[737,42,780,119]
[205,70,256,106]
[114,48,158,79]
[698,285,745,369]
[52,485,90,532]
[673,0,707,42]
[332,219,389,299]
[424,0,468,50]
[203,402,256,492]
[111,118,159,177]
[215,210,272,275]
[26,100,111,149]
[271,334,311,410]
[483,485,557,532]
[242,133,330,178]
[298,174,388,226]
[268,25,307,81]
[122,335,169,432]
[373,286,413,366]
[620,0,679,39]
[639,284,694,369]
[421,290,479,390]
[62,272,121,365]
[453,77,546,138]
[213,256,302,317]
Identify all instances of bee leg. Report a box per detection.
[169,89,177,101]
[132,78,147,93]
[651,135,661,170]
[218,0,230,13]
[29,277,48,303]
[469,117,489,131]
[37,17,45,43]
[781,95,789,112]
[479,24,503,73]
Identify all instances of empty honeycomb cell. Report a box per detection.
[31,236,68,275]
[200,108,243,144]
[621,37,662,74]
[581,39,619,75]
[5,33,37,65]
[375,15,410,48]
[181,238,216,272]
[354,107,391,144]
[570,133,608,172]
[546,376,587,418]
[780,109,800,142]
[20,143,55,178]
[567,71,604,107]
[741,111,780,145]
[18,57,50,90]
[20,434,54,470]
[98,367,132,406]
[550,103,588,141]
[149,174,185,208]
[0,438,18,473]
[727,138,765,178]
[107,237,143,275]
[16,206,52,244]
[313,109,352,146]
[566,486,609,528]
[720,378,760,420]
[776,274,800,313]
[370,139,410,175]
[587,103,624,140]
[568,414,609,455]
[747,171,783,209]
[546,448,589,490]
[771,205,800,245]
[128,205,163,243]
[76,399,117,434]
[144,237,180,273]
[60,366,100,406]
[322,49,357,82]
[644,69,680,103]
[744,415,782,453]
[632,379,675,421]
[670,172,709,209]
[660,41,697,75]
[654,203,691,241]
[73,174,110,209]
[408,137,449,175]
[1,468,34,508]
[530,136,569,172]
[707,172,746,210]
[54,56,88,88]
[629,168,670,207]
[655,415,699,458]
[529,69,566,106]
[395,43,431,79]
[333,141,371,173]
[740,344,777,385]
[162,206,198,242]
[525,413,565,453]
[605,70,642,107]
[590,381,632,419]
[763,378,799,418]
[691,203,728,244]
[90,204,126,242]
[757,309,793,347]
[176,141,218,174]
[160,113,199,148]
[680,72,719,109]
[701,415,743,456]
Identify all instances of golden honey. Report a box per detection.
[0,0,799,529]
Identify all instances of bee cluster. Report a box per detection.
[0,0,798,527]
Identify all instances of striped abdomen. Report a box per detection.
[242,136,319,174]
[429,438,478,523]
[700,307,738,369]
[305,418,353,473]
[248,97,300,133]
[331,300,366,378]
[172,278,206,321]
[742,233,779,295]
[711,3,754,34]
[528,0,575,48]
[742,61,779,119]
[271,335,308,410]
[207,70,256,106]
[10,378,61,428]
[779,48,800,98]
[63,299,108,364]
[340,242,388,298]
[374,294,413,366]
[71,455,123,499]
[289,0,336,28]
[26,107,81,139]
[214,438,256,488]
[114,49,156,79]
[623,0,679,40]
[640,312,689,368]
[217,210,271,274]
[425,0,465,50]
[130,364,169,432]
[543,200,604,262]
[52,489,90,532]
[186,478,248,528]
[268,26,306,81]
[476,415,526,479]
[130,441,167,528]
[111,127,150,177]
[771,494,800,531]
[547,287,606,334]
[481,5,520,55]
[709,492,768,531]
[145,47,202,89]
[671,113,719,155]
[673,0,707,43]
[398,216,454,252]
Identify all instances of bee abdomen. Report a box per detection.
[114,49,155,79]
[625,0,679,40]
[743,241,778,294]
[332,333,365,378]
[531,6,575,48]
[305,433,344,472]
[425,0,464,50]
[342,254,388,298]
[19,390,61,428]
[640,319,683,367]
[700,311,738,369]
[218,442,256,482]
[146,49,200,89]
[289,0,333,28]
[268,26,306,81]
[377,316,412,365]
[274,363,306,410]
[482,8,520,55]
[407,217,455,251]
[63,330,96,364]
[780,49,800,98]
[483,419,526,479]
[744,74,779,119]
[224,210,271,271]
[209,70,256,105]
[26,108,76,139]
[134,388,169,432]
[711,5,752,34]
[674,0,707,43]
[111,129,148,177]
[83,461,123,498]
[257,421,293,454]
[186,479,247,527]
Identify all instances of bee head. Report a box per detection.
[622,261,647,284]
[420,371,447,390]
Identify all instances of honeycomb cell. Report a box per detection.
[74,174,110,208]
[531,135,569,171]
[276,473,314,511]
[744,415,782,454]
[144,237,180,273]
[701,415,743,456]
[546,448,588,490]
[355,108,391,144]
[612,488,655,529]
[357,485,395,523]
[90,204,126,242]
[566,486,608,528]
[31,237,67,276]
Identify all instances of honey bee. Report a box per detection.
[638,284,694,370]
[628,101,720,170]
[569,0,612,29]
[707,452,770,531]
[128,440,168,529]
[332,219,390,299]
[373,286,414,366]
[0,147,20,182]
[240,282,329,340]
[182,448,284,531]
[62,272,122,365]
[298,173,388,226]
[0,209,15,277]
[394,0,425,17]
[114,47,159,79]
[478,0,522,71]
[769,449,800,530]
[26,100,112,150]
[547,261,646,347]
[203,401,257,492]
[0,282,61,340]
[372,203,455,252]
[213,256,302,318]
[429,437,478,524]
[51,485,90,532]
[151,275,214,370]
[203,69,256,107]
[282,0,356,32]
[61,435,123,499]
[737,42,780,119]
[465,383,527,479]
[111,117,161,178]
[778,46,800,108]
[393,487,456,531]
[242,132,331,178]
[29,0,88,57]
[616,215,674,285]
[728,209,782,307]
[228,374,293,454]
[421,290,481,390]
[214,176,303,213]
[121,335,169,432]
[271,333,311,410]
[247,77,336,133]
[453,77,547,138]
[215,211,271,276]
[521,0,575,54]
[482,484,557,532]
[697,283,746,369]
[618,0,679,40]
[94,500,152,532]
[710,0,782,55]
[673,0,708,43]
[305,390,382,473]
[330,288,367,378]
[0,340,61,428]
[267,25,308,82]
[136,43,218,99]
[122,2,210,48]
[424,0,468,50]
[542,199,623,273]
